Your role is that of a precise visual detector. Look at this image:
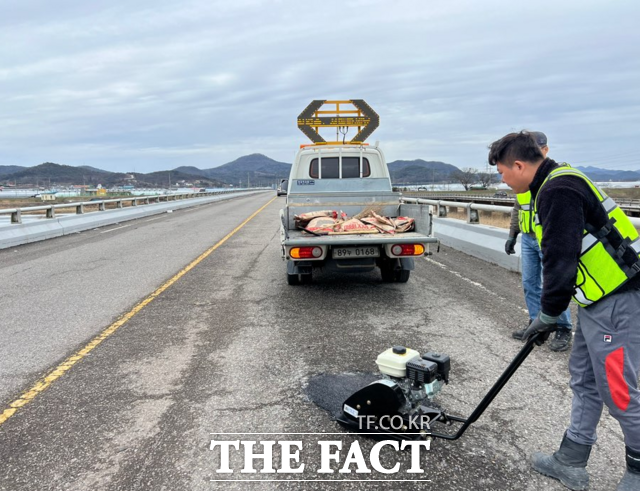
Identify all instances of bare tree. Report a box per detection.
[477,171,497,188]
[451,167,478,191]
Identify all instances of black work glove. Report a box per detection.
[522,313,559,346]
[504,236,517,255]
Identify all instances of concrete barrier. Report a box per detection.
[0,191,261,250]
[433,217,522,272]
[0,221,65,249]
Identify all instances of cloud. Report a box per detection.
[1,0,639,172]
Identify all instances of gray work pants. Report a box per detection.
[567,288,640,452]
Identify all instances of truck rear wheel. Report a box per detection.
[380,262,395,282]
[380,261,410,283]
[287,273,312,285]
[396,269,410,283]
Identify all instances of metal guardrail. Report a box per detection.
[409,193,513,200]
[608,198,640,216]
[408,193,640,217]
[0,190,240,225]
[0,190,268,250]
[402,197,640,227]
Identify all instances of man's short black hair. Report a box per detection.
[488,131,544,167]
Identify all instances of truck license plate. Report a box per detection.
[332,247,380,258]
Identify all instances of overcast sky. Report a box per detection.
[1,0,639,173]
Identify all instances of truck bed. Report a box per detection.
[282,202,436,246]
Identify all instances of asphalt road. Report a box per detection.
[0,192,627,490]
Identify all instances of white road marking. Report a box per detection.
[99,224,131,234]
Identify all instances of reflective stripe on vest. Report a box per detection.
[516,191,533,234]
[533,167,640,307]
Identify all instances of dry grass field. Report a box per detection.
[445,209,511,228]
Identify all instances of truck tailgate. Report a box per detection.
[283,229,437,246]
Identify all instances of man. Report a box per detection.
[505,131,573,351]
[489,131,640,491]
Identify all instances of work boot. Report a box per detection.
[549,329,573,352]
[512,319,533,340]
[617,446,640,491]
[532,433,591,491]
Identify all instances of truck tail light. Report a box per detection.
[290,246,323,259]
[391,244,425,256]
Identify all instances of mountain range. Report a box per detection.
[574,166,640,182]
[0,154,291,188]
[386,159,460,183]
[1,155,639,187]
[0,162,226,189]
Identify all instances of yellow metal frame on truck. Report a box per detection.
[297,99,379,144]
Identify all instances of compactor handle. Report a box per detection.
[429,333,543,440]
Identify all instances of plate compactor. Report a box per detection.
[337,333,545,441]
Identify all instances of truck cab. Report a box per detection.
[288,143,392,196]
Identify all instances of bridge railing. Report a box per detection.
[407,192,640,217]
[402,197,640,227]
[0,190,242,224]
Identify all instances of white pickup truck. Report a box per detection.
[279,142,438,285]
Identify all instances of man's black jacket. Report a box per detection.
[530,158,640,316]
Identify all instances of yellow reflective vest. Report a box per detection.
[516,191,533,234]
[533,167,640,307]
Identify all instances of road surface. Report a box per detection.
[0,191,625,490]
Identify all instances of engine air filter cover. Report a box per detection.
[422,352,451,383]
[406,358,438,384]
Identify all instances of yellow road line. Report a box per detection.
[0,196,277,427]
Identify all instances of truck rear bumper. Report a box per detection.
[287,257,414,274]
